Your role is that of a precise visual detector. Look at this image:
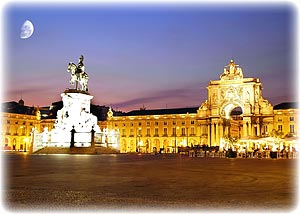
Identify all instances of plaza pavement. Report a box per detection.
[2,153,298,213]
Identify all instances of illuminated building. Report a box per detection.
[1,59,299,153]
[107,60,299,153]
[106,107,199,153]
[0,99,40,151]
[273,102,299,137]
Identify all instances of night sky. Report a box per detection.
[2,3,296,112]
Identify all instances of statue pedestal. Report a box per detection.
[31,56,120,152]
[50,90,100,147]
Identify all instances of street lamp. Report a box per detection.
[136,127,141,153]
[186,127,189,147]
[174,126,179,153]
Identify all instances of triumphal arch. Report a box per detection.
[197,59,274,146]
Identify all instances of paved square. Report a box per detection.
[2,153,298,212]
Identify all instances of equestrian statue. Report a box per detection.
[67,55,89,92]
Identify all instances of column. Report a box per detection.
[216,122,219,146]
[219,123,223,140]
[211,123,215,147]
[257,123,260,136]
[243,119,248,137]
[248,121,252,137]
[207,123,211,147]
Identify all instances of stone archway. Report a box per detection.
[121,139,127,153]
[220,102,244,139]
[145,139,150,153]
[220,101,244,120]
[129,140,135,153]
[198,59,274,147]
[153,139,160,152]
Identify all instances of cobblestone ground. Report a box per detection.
[1,153,299,213]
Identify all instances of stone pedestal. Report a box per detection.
[50,89,100,147]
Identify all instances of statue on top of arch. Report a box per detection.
[220,59,243,80]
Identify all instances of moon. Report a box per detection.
[20,20,34,39]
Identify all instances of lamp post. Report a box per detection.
[174,126,179,153]
[186,127,189,147]
[136,127,141,153]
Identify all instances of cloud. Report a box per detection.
[112,81,207,111]
[3,85,62,106]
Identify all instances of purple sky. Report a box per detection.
[3,3,297,112]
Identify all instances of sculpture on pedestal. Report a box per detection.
[67,55,89,92]
[220,59,244,80]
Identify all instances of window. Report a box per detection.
[122,129,126,137]
[138,129,142,136]
[114,123,118,127]
[130,123,134,127]
[191,120,195,125]
[173,121,176,125]
[146,128,150,136]
[22,127,26,136]
[6,126,10,135]
[290,117,294,122]
[182,121,185,125]
[163,121,167,126]
[182,128,186,136]
[155,122,159,126]
[263,125,268,134]
[278,117,282,122]
[163,128,168,136]
[130,129,134,136]
[172,128,176,136]
[123,123,126,127]
[278,125,282,132]
[202,125,207,135]
[138,122,142,126]
[154,128,159,136]
[7,120,10,124]
[146,121,150,126]
[191,127,195,135]
[290,125,295,133]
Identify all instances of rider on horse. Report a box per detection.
[76,55,85,75]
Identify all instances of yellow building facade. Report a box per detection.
[1,112,39,151]
[107,60,298,153]
[273,103,299,137]
[1,60,299,153]
[106,108,200,153]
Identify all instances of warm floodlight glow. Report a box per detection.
[31,91,120,151]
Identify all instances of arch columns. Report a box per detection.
[243,117,252,137]
[207,123,211,147]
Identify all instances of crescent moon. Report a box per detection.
[20,20,34,39]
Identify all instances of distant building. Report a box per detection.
[1,99,40,151]
[1,60,299,152]
[106,102,299,153]
[106,60,299,153]
[273,102,299,138]
[0,99,119,151]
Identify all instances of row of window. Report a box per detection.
[5,120,34,126]
[277,117,295,122]
[122,127,196,137]
[115,120,196,127]
[278,124,295,133]
[3,126,31,136]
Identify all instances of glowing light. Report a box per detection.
[32,91,120,151]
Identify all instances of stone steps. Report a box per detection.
[34,147,119,154]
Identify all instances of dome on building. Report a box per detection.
[18,98,24,106]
